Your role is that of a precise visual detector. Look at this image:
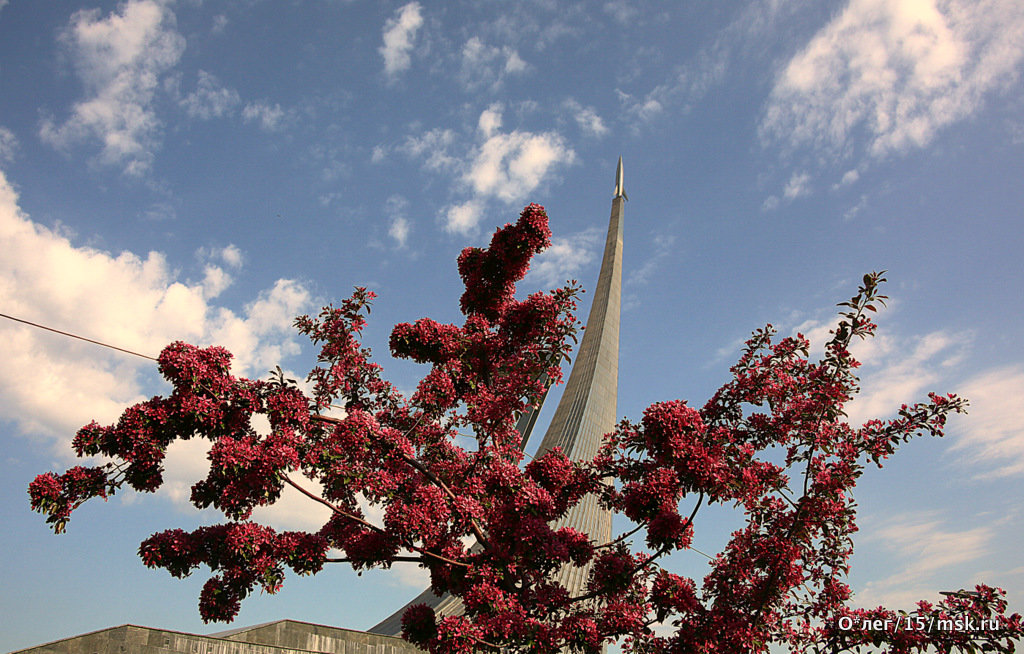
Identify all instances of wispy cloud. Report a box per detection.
[603,0,638,25]
[788,310,1023,479]
[784,318,971,429]
[172,70,288,132]
[526,227,602,289]
[627,233,676,288]
[763,170,814,210]
[761,0,1024,160]
[242,101,288,131]
[783,171,811,199]
[211,14,228,35]
[564,99,609,137]
[380,2,423,78]
[395,128,458,170]
[855,511,995,609]
[385,195,412,248]
[949,366,1024,477]
[459,36,528,91]
[395,105,575,235]
[39,0,185,176]
[179,70,240,119]
[0,126,17,164]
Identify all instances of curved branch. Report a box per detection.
[309,412,493,551]
[325,555,425,564]
[284,476,468,568]
[568,492,705,604]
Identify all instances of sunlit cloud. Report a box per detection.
[855,511,995,609]
[242,101,288,132]
[459,36,528,90]
[179,70,240,120]
[385,195,412,248]
[0,169,314,521]
[761,0,1024,160]
[564,99,609,137]
[380,2,424,78]
[526,226,602,290]
[396,106,574,235]
[38,0,185,175]
[949,366,1024,477]
[0,126,17,163]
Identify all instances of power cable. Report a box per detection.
[0,311,157,360]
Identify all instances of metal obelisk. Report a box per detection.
[370,158,625,635]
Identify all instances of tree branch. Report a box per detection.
[284,476,469,568]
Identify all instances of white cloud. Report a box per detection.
[242,101,287,131]
[385,195,411,248]
[141,200,176,222]
[603,0,638,25]
[626,93,664,123]
[478,104,503,138]
[380,2,423,77]
[211,14,228,35]
[443,200,483,235]
[220,243,243,269]
[783,171,811,199]
[526,227,602,289]
[465,108,575,203]
[400,108,574,235]
[855,511,994,609]
[389,216,411,248]
[949,367,1024,477]
[838,169,861,187]
[627,233,676,287]
[0,170,314,518]
[564,99,608,137]
[761,0,1024,159]
[38,0,185,176]
[0,126,17,163]
[180,70,240,119]
[841,193,869,221]
[460,36,528,90]
[843,328,968,428]
[789,316,1023,478]
[396,128,457,170]
[504,50,527,74]
[763,171,811,209]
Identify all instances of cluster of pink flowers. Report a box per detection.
[139,523,328,622]
[30,210,1022,653]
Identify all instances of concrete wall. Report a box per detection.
[220,621,421,654]
[10,621,422,654]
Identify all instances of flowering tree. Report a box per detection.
[30,205,1022,653]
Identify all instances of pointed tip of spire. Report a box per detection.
[614,156,627,201]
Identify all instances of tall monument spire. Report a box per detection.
[370,158,625,636]
[528,157,621,591]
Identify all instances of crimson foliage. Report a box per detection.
[30,205,1022,653]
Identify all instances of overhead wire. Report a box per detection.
[0,311,341,414]
[0,311,157,360]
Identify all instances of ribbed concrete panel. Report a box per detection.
[9,621,421,654]
[532,189,622,597]
[369,161,625,637]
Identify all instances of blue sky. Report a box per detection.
[2,0,1023,650]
